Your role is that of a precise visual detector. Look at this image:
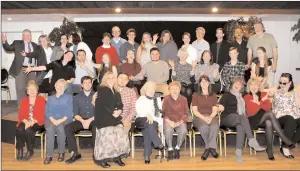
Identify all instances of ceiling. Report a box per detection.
[2,1,300,10]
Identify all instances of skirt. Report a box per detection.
[248,109,266,130]
[93,126,130,163]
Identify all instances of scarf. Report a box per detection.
[146,95,162,117]
[230,89,246,115]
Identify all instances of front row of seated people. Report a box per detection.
[15,73,300,167]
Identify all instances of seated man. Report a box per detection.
[222,47,246,92]
[163,81,189,160]
[130,47,170,96]
[65,76,96,164]
[117,73,138,132]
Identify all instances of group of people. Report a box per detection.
[1,21,300,167]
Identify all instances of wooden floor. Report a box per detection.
[2,143,300,170]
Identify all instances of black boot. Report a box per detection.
[115,158,125,167]
[145,156,150,164]
[44,157,53,165]
[209,148,219,158]
[201,149,210,161]
[97,162,111,168]
[17,148,23,161]
[65,152,82,164]
[168,150,174,160]
[23,150,34,161]
[174,149,180,159]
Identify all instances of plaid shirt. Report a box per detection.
[120,87,138,121]
[222,61,246,91]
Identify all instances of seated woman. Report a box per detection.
[135,81,165,164]
[44,79,73,164]
[219,77,265,163]
[244,78,294,160]
[16,80,45,161]
[251,47,272,88]
[93,53,118,86]
[169,49,196,106]
[93,72,130,168]
[162,81,189,160]
[119,50,142,91]
[192,75,224,161]
[266,73,300,158]
[24,51,75,95]
[192,50,220,93]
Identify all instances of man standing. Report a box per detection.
[117,73,138,132]
[210,28,231,69]
[130,47,170,96]
[65,76,96,164]
[247,22,278,85]
[2,29,38,105]
[192,27,210,61]
[111,26,127,57]
[119,28,139,64]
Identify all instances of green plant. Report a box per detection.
[291,18,300,43]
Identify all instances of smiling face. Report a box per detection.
[202,51,211,64]
[127,32,136,42]
[117,74,129,88]
[22,31,32,42]
[143,33,151,43]
[40,37,48,48]
[55,80,67,94]
[162,33,170,43]
[229,49,239,60]
[77,51,86,62]
[256,48,265,60]
[279,77,291,90]
[112,26,121,38]
[216,29,224,39]
[170,85,180,97]
[60,35,68,45]
[126,50,135,63]
[150,50,160,61]
[102,54,110,65]
[27,85,38,97]
[249,83,259,94]
[182,34,190,44]
[232,81,243,92]
[254,23,264,34]
[81,79,92,92]
[102,36,111,45]
[64,51,74,62]
[196,29,205,40]
[200,78,210,90]
[234,28,244,40]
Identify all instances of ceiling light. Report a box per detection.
[7,17,12,21]
[212,7,218,13]
[115,8,121,13]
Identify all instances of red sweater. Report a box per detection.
[244,92,272,117]
[17,96,46,127]
[95,46,119,67]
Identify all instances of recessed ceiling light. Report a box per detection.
[115,8,121,13]
[7,17,12,21]
[212,7,218,13]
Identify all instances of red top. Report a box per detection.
[95,46,119,67]
[17,96,46,126]
[244,92,272,117]
[120,63,141,77]
[162,95,189,122]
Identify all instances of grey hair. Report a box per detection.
[22,29,31,34]
[38,35,51,47]
[196,27,205,33]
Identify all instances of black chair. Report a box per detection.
[1,68,11,103]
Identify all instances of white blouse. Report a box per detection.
[136,96,163,126]
[186,45,198,65]
[43,47,53,79]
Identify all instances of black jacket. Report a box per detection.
[219,92,239,123]
[230,40,248,64]
[211,40,231,68]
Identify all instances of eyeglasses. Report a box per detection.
[279,81,289,85]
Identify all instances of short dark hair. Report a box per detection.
[279,73,294,92]
[81,76,93,84]
[150,47,160,54]
[126,28,136,35]
[77,49,86,55]
[229,47,238,52]
[72,33,81,45]
[216,28,224,33]
[103,32,112,39]
[198,75,213,96]
[118,72,129,78]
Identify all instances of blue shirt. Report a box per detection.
[110,38,127,57]
[73,61,95,85]
[73,91,95,119]
[46,93,73,120]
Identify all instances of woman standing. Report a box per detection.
[24,51,75,95]
[95,33,119,67]
[192,75,223,160]
[93,72,130,168]
[136,32,156,66]
[192,50,220,93]
[267,73,300,158]
[51,34,69,61]
[244,78,294,160]
[219,77,265,163]
[180,32,198,64]
[16,80,45,161]
[69,33,93,62]
[153,30,178,63]
[135,81,165,164]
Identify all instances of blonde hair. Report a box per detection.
[196,27,205,33]
[26,80,39,91]
[140,81,156,96]
[168,81,181,90]
[177,48,188,57]
[100,71,119,92]
[140,32,153,51]
[38,34,51,47]
[246,78,262,93]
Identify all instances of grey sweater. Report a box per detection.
[156,40,178,62]
[133,60,169,84]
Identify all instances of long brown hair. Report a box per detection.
[140,32,153,51]
[98,53,113,73]
[256,47,268,77]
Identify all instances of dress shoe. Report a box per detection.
[209,148,219,158]
[17,148,23,161]
[58,153,65,162]
[280,147,294,159]
[44,157,53,165]
[174,149,180,159]
[145,156,150,164]
[65,153,82,164]
[97,162,111,168]
[115,158,125,167]
[23,150,34,161]
[201,149,210,161]
[168,150,174,160]
[266,148,275,161]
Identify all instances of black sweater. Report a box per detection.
[94,86,123,129]
[211,40,231,68]
[219,92,239,123]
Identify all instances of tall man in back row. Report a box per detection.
[2,29,39,105]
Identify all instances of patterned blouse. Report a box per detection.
[28,104,34,122]
[192,63,220,84]
[273,90,300,119]
[171,61,193,85]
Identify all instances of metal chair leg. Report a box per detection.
[131,135,135,159]
[44,134,47,158]
[189,134,192,157]
[40,135,43,159]
[219,132,222,157]
[76,137,80,152]
[193,133,196,157]
[224,132,227,157]
[14,137,17,159]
